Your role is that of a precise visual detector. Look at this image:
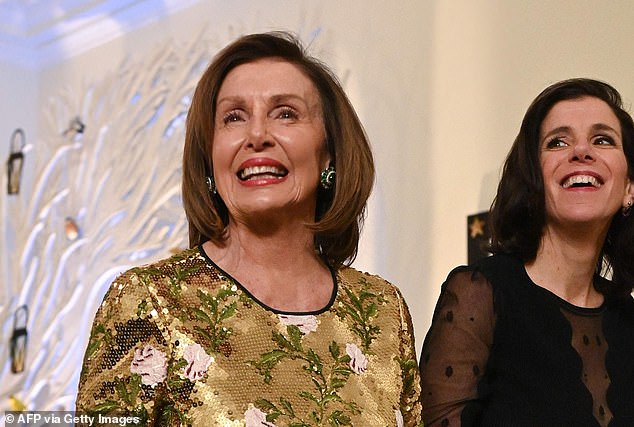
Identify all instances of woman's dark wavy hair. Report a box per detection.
[182,31,374,268]
[489,78,634,295]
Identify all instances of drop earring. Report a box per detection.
[205,176,217,195]
[623,200,633,217]
[320,165,336,190]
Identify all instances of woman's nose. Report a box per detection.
[246,116,274,150]
[570,140,594,162]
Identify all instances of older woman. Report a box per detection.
[76,32,422,426]
[420,78,634,426]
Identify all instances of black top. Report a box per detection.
[420,254,634,427]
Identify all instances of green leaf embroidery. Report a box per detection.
[114,378,130,405]
[335,279,385,352]
[158,403,190,426]
[255,399,277,411]
[128,374,141,403]
[327,410,352,426]
[280,397,296,417]
[219,301,237,321]
[254,337,360,425]
[166,265,201,297]
[190,282,238,353]
[191,307,212,323]
[329,341,340,359]
[399,356,419,417]
[91,400,120,413]
[85,321,113,360]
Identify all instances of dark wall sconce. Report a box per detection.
[10,305,28,374]
[7,128,26,195]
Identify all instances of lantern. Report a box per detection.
[10,305,28,374]
[7,129,25,195]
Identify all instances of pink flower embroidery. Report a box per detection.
[395,409,404,427]
[130,344,167,386]
[345,343,368,374]
[278,314,318,334]
[244,405,277,427]
[183,343,214,381]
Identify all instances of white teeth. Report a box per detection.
[562,175,600,189]
[239,165,285,180]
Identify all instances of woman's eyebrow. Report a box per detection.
[541,126,571,140]
[591,123,620,136]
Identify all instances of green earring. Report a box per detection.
[205,176,217,194]
[320,166,336,190]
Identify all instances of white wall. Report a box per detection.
[4,2,634,407]
[0,60,37,186]
[0,60,37,140]
[0,60,37,322]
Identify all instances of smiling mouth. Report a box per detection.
[238,165,288,181]
[561,175,603,189]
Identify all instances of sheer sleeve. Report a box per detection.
[75,270,176,425]
[419,268,495,426]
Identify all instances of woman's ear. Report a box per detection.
[321,143,332,171]
[624,178,634,211]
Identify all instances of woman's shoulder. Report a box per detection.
[337,265,399,294]
[438,254,527,305]
[335,266,416,320]
[130,246,206,275]
[108,247,215,297]
[444,253,525,289]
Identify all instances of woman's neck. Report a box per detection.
[525,225,606,308]
[202,220,333,312]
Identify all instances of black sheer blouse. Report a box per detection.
[420,254,634,427]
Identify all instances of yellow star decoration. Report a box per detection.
[469,216,486,239]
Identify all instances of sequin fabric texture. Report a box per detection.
[76,248,423,426]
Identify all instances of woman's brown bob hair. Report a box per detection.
[182,31,374,267]
[489,78,634,295]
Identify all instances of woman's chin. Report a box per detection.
[230,202,313,224]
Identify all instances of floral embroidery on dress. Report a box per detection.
[245,405,277,427]
[190,282,240,357]
[130,344,167,386]
[252,324,361,425]
[278,314,318,334]
[335,277,385,352]
[345,343,368,374]
[183,343,214,381]
[77,252,423,426]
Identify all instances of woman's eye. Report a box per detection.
[222,111,244,124]
[277,107,299,120]
[545,138,567,149]
[594,136,616,146]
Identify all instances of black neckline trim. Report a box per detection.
[518,262,606,316]
[197,244,338,315]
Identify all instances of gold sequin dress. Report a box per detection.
[76,247,423,426]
